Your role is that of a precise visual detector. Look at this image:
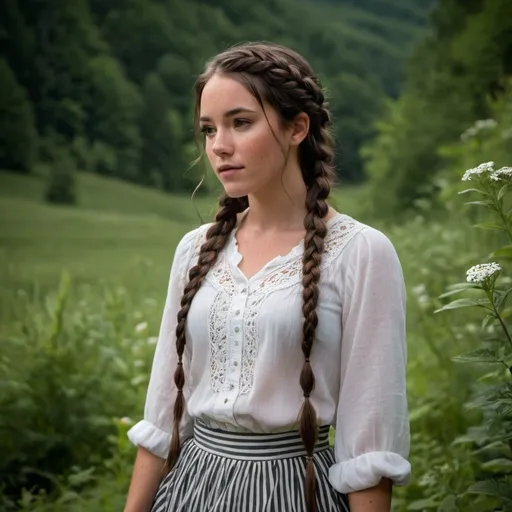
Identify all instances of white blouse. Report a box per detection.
[128,212,411,494]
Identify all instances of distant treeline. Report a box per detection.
[0,0,432,196]
[364,0,512,216]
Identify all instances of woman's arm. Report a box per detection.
[124,228,203,510]
[124,447,165,512]
[328,228,411,507]
[347,478,392,511]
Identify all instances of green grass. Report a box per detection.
[0,171,218,223]
[0,170,371,328]
[1,169,503,511]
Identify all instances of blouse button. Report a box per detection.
[234,361,238,367]
[234,326,240,333]
[229,384,234,390]
[235,309,240,316]
[234,340,239,346]
[224,398,228,404]
[241,288,247,294]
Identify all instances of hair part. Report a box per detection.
[167,42,335,512]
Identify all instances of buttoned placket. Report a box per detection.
[215,281,249,420]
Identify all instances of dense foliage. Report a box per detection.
[364,0,512,216]
[3,0,512,510]
[0,0,433,194]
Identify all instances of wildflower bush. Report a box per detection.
[433,161,512,510]
[390,86,512,511]
[0,274,159,511]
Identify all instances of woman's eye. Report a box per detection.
[234,118,251,129]
[200,126,215,137]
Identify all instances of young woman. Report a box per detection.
[124,42,410,512]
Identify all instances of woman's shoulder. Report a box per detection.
[327,212,399,265]
[175,222,214,258]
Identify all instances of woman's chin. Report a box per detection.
[222,185,251,199]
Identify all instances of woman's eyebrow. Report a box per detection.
[199,107,257,123]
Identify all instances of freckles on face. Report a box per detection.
[199,74,289,197]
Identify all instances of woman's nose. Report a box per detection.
[212,130,234,156]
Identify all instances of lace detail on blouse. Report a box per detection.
[187,214,365,395]
[251,214,364,292]
[208,253,236,392]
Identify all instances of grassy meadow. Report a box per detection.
[0,168,508,511]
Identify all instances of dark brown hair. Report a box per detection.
[165,41,335,512]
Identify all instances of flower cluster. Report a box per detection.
[490,166,512,182]
[462,161,495,181]
[460,119,497,142]
[466,262,501,284]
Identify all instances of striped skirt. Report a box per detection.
[152,419,349,512]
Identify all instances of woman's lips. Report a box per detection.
[218,166,244,178]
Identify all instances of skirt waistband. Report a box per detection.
[193,419,331,461]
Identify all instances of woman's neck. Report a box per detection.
[243,168,308,232]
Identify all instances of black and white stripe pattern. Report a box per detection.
[152,420,349,512]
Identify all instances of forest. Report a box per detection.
[2,0,512,511]
[1,0,432,191]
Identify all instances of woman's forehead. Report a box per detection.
[200,75,260,119]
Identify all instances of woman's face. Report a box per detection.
[199,74,291,199]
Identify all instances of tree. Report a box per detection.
[45,153,77,205]
[86,55,142,180]
[140,73,184,190]
[0,58,37,172]
[365,0,512,216]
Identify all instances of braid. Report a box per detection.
[299,122,334,512]
[164,194,247,472]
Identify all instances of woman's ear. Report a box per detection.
[289,112,310,147]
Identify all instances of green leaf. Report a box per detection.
[452,348,501,364]
[438,494,459,512]
[481,459,512,473]
[491,245,512,260]
[435,298,490,313]
[496,288,512,311]
[467,478,512,503]
[439,283,481,299]
[465,200,494,208]
[498,184,510,201]
[473,221,504,231]
[459,188,487,196]
[407,497,439,510]
[451,435,473,446]
[482,314,496,329]
[409,403,432,422]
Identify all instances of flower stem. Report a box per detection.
[485,289,512,351]
[490,187,512,243]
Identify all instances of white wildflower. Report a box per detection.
[120,417,133,426]
[460,119,497,141]
[411,284,430,309]
[490,166,512,182]
[462,161,495,181]
[135,321,148,333]
[412,284,427,296]
[466,262,501,283]
[476,119,497,129]
[465,323,477,334]
[147,336,158,345]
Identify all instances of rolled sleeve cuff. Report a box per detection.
[127,419,170,460]
[329,451,411,494]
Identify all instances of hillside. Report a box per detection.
[0,169,370,300]
[1,0,435,194]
